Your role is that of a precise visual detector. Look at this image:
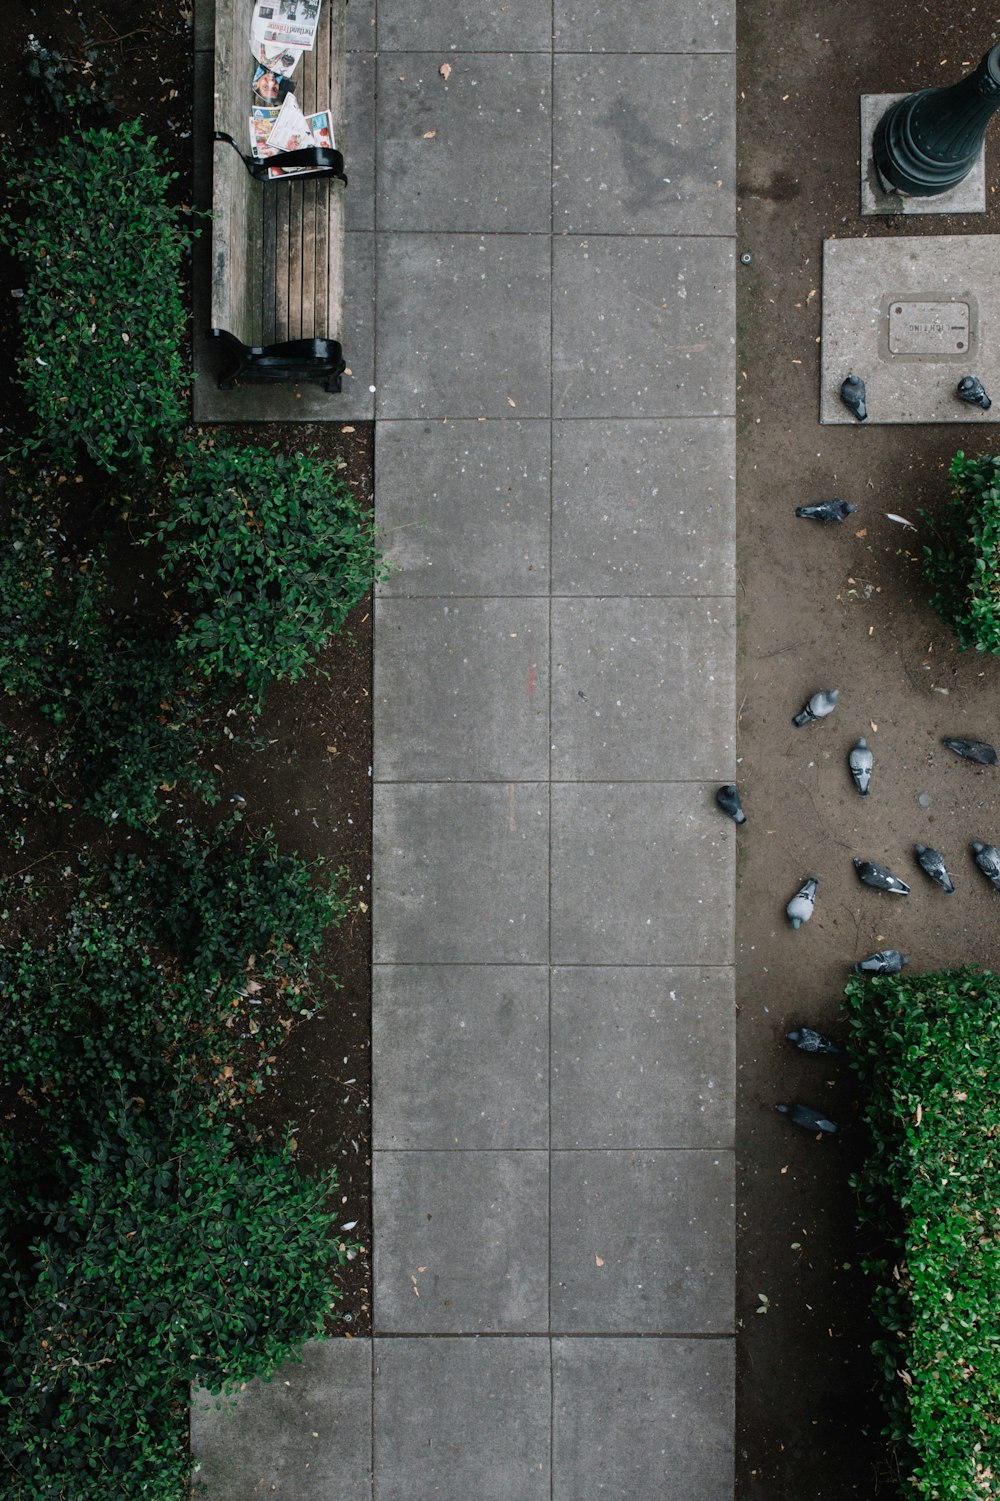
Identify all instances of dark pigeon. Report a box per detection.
[971,841,1000,892]
[792,688,839,727]
[848,737,872,795]
[716,784,746,824]
[942,737,998,766]
[854,949,908,975]
[840,374,868,422]
[786,875,819,929]
[795,500,857,523]
[913,843,955,894]
[786,1027,843,1056]
[775,1102,839,1135]
[957,375,992,411]
[854,858,910,894]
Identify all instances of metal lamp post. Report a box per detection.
[874,43,1000,196]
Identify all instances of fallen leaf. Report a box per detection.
[439,62,452,79]
[422,129,437,138]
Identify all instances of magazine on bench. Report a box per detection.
[249,93,336,178]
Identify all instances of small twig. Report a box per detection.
[7,849,66,880]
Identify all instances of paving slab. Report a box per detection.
[551,783,734,965]
[192,231,376,424]
[377,54,551,232]
[820,234,1000,424]
[552,1337,734,1500]
[374,1337,550,1501]
[553,55,735,236]
[373,965,549,1148]
[373,782,549,964]
[551,418,735,595]
[553,236,735,418]
[553,1,735,53]
[374,1149,548,1331]
[551,597,735,781]
[347,0,377,50]
[346,52,376,232]
[376,233,552,419]
[190,1339,372,1501]
[378,0,553,52]
[550,1150,734,1332]
[550,967,735,1148]
[375,419,551,596]
[374,597,549,780]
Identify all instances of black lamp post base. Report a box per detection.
[860,93,986,217]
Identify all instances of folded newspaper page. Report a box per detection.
[265,104,336,178]
[250,0,323,53]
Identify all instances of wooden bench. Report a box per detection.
[210,0,347,391]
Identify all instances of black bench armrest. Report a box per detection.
[213,130,348,186]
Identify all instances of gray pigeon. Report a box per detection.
[795,500,857,523]
[775,1102,839,1135]
[840,374,868,422]
[854,949,908,975]
[957,375,992,410]
[786,875,819,929]
[913,843,955,894]
[848,737,873,795]
[942,737,998,766]
[971,841,1000,892]
[786,1027,843,1056]
[793,689,839,727]
[854,858,910,894]
[715,784,746,824]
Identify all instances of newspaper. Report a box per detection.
[250,95,336,176]
[250,0,323,53]
[250,105,282,158]
[251,41,302,77]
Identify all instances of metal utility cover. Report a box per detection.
[820,235,1000,423]
[885,299,973,359]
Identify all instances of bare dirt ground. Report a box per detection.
[737,5,1000,1496]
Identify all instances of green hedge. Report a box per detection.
[0,119,194,472]
[0,827,356,1499]
[922,451,1000,652]
[154,437,386,693]
[844,966,1000,1500]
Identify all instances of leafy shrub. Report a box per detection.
[154,436,385,692]
[922,451,1000,652]
[23,34,114,126]
[0,824,350,1134]
[1,1115,345,1501]
[0,119,195,473]
[0,823,356,1498]
[844,966,1000,1500]
[0,474,232,828]
[0,475,104,704]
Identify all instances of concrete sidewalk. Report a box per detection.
[193,2,737,1495]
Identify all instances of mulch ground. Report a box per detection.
[737,3,1000,1496]
[0,1,374,1333]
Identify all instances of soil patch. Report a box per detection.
[737,5,1000,1497]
